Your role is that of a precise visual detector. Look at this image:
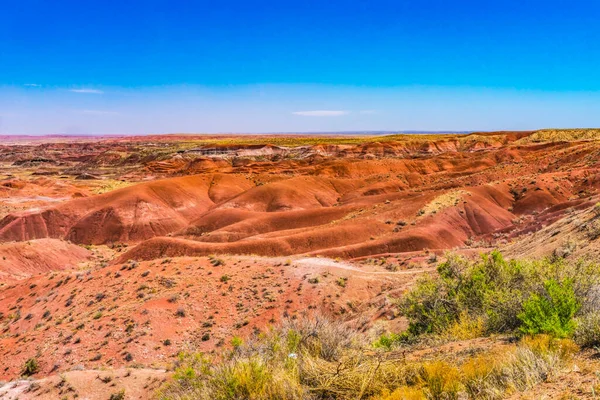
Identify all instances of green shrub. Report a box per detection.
[400,275,455,336]
[231,336,243,349]
[399,251,597,339]
[22,358,39,376]
[399,251,526,336]
[373,333,403,350]
[518,279,579,337]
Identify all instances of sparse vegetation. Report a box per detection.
[209,255,225,267]
[336,277,348,287]
[21,357,39,376]
[157,313,579,400]
[153,251,600,399]
[109,389,125,400]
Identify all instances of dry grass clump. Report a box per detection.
[156,315,577,400]
[461,353,505,400]
[573,311,600,347]
[419,360,461,400]
[458,336,577,400]
[502,336,578,392]
[377,386,425,400]
[443,313,485,341]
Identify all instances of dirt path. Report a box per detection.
[294,256,433,275]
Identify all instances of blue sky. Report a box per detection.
[2,0,600,134]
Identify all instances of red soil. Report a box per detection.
[0,255,424,380]
[0,239,91,281]
[2,130,600,392]
[0,174,253,244]
[2,133,600,262]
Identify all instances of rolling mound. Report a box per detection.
[4,131,600,265]
[0,239,91,281]
[0,174,253,245]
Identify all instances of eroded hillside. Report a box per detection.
[2,129,600,399]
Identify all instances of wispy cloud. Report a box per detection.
[69,88,104,94]
[24,83,41,87]
[359,109,379,115]
[292,110,349,117]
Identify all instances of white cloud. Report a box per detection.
[69,88,104,94]
[24,83,41,87]
[292,110,349,117]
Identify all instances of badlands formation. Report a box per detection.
[1,130,600,399]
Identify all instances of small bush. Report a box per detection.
[22,358,39,376]
[399,251,598,339]
[209,256,225,267]
[373,333,403,350]
[231,336,243,349]
[573,311,600,347]
[518,279,579,337]
[336,277,348,287]
[593,202,600,217]
[109,389,125,400]
[587,220,600,240]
